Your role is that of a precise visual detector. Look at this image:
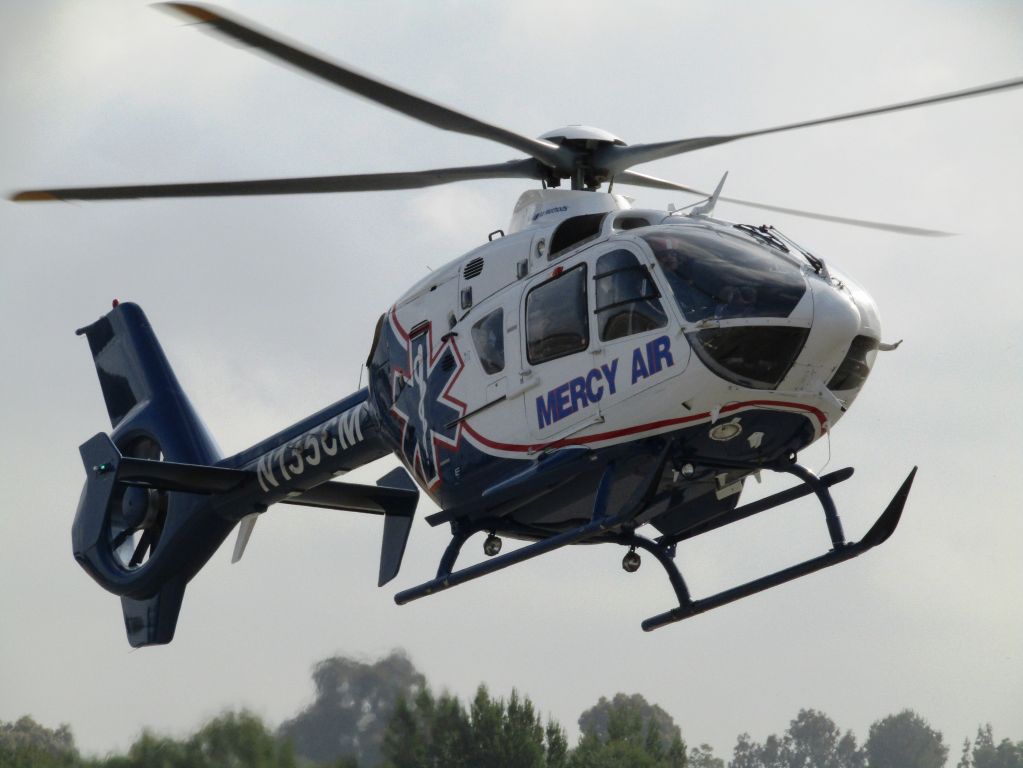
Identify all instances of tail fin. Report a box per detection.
[76,302,219,464]
[73,302,229,646]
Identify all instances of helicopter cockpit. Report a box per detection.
[640,225,812,391]
[641,226,807,321]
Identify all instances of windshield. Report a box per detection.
[642,226,807,322]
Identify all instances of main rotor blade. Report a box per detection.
[617,170,954,237]
[599,76,1023,174]
[11,160,543,201]
[160,3,574,173]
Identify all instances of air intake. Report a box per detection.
[463,257,484,280]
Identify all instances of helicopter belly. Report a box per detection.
[455,400,825,535]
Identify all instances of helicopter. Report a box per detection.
[12,4,1023,648]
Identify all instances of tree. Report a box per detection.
[569,733,662,768]
[97,710,295,768]
[101,730,189,768]
[0,716,80,768]
[729,733,762,768]
[960,738,975,768]
[958,724,1023,768]
[865,710,947,768]
[730,732,787,768]
[187,711,296,768]
[688,743,724,768]
[381,684,563,768]
[787,709,864,768]
[380,685,468,768]
[728,710,863,768]
[545,720,569,768]
[572,693,686,768]
[279,650,425,767]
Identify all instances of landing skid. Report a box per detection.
[640,464,916,629]
[394,454,917,630]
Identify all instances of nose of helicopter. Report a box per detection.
[790,272,882,401]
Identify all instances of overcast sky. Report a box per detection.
[1,0,1021,761]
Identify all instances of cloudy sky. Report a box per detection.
[1,0,1021,760]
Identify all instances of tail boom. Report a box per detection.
[72,302,413,647]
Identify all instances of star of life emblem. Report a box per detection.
[389,313,466,489]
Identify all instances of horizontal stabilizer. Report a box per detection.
[279,467,419,586]
[117,456,249,494]
[281,479,409,514]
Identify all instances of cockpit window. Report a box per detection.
[688,326,809,389]
[471,308,504,374]
[828,335,879,391]
[526,265,589,364]
[642,226,806,322]
[594,249,667,341]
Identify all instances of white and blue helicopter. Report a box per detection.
[14,4,1023,647]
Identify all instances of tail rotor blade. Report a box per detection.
[129,529,154,568]
[110,527,135,551]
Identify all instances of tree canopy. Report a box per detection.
[380,683,566,768]
[5,653,1023,768]
[0,716,78,768]
[730,709,864,768]
[100,711,297,768]
[278,650,425,767]
[865,710,948,768]
[571,692,687,768]
[957,724,1023,768]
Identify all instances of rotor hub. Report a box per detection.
[537,126,627,189]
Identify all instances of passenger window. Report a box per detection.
[594,249,667,341]
[526,265,589,364]
[471,308,505,374]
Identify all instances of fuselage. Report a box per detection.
[366,190,883,539]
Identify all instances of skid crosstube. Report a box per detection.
[394,446,671,605]
[395,455,917,630]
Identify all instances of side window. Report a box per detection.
[526,265,589,364]
[594,249,667,341]
[470,308,505,374]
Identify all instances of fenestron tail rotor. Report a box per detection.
[10,2,1023,236]
[108,436,167,571]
